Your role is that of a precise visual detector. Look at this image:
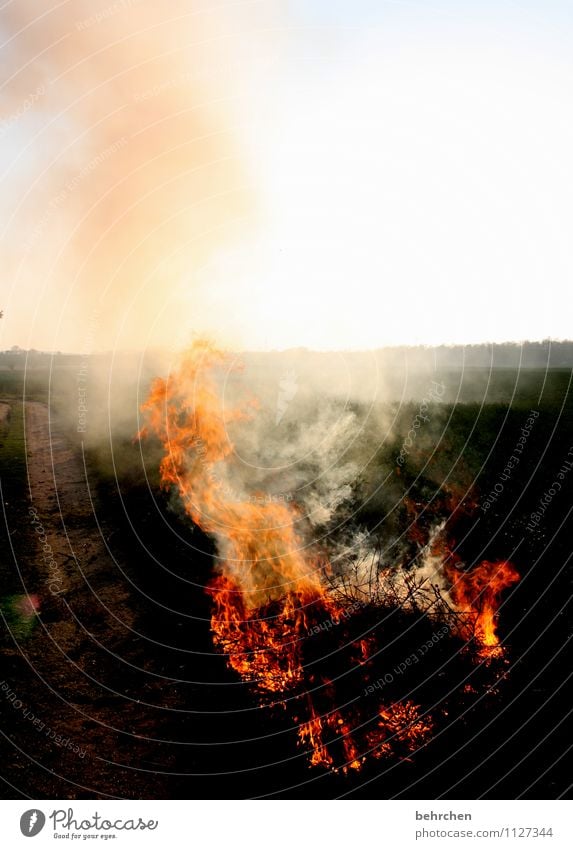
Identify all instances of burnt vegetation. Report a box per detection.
[1,349,572,798]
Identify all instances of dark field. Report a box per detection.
[1,354,572,799]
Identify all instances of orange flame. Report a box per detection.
[140,340,518,769]
[447,560,520,652]
[427,526,520,655]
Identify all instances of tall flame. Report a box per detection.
[140,340,519,770]
[447,560,520,651]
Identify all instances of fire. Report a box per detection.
[140,340,519,771]
[209,574,338,693]
[426,523,520,654]
[298,706,334,769]
[447,559,520,651]
[366,702,434,760]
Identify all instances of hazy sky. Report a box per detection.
[1,1,572,352]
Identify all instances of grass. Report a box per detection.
[0,369,51,403]
[436,367,572,408]
[0,400,27,492]
[0,400,29,616]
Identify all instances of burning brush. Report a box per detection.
[139,340,520,773]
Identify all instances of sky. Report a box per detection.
[1,0,572,352]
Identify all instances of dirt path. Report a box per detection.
[25,401,128,610]
[1,402,172,799]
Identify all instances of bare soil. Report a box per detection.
[1,402,174,799]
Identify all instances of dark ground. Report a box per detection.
[0,362,572,799]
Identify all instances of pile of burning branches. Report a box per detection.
[140,340,520,774]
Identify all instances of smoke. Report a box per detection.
[136,341,458,617]
[0,1,274,352]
